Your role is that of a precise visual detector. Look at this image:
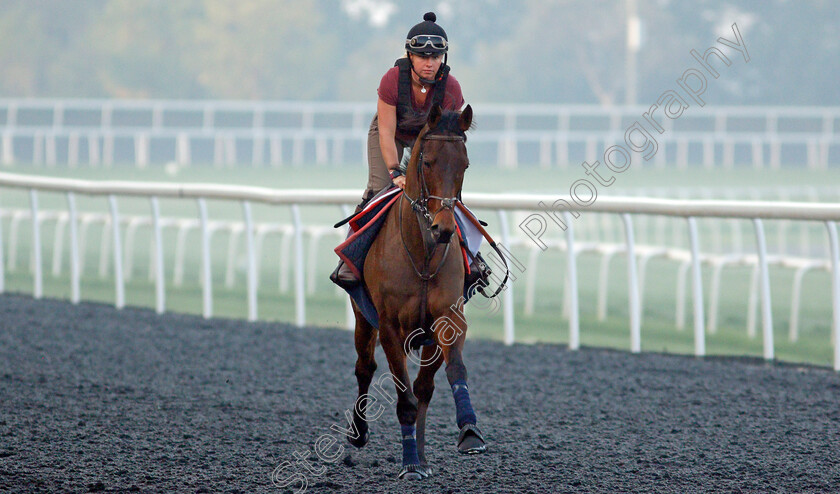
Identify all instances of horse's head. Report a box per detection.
[406,104,473,244]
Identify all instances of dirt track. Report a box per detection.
[1,293,840,493]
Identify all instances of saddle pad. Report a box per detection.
[333,186,473,328]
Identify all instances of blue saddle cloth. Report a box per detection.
[333,187,403,328]
[333,186,482,329]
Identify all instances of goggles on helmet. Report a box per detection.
[406,35,448,51]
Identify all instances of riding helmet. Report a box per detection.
[405,12,449,56]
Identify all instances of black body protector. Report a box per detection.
[394,57,450,143]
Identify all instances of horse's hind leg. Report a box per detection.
[348,309,377,449]
[413,345,443,468]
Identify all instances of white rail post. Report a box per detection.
[1,132,13,166]
[108,195,125,309]
[687,217,706,356]
[150,197,165,314]
[291,204,306,327]
[675,260,691,331]
[622,214,641,353]
[242,201,258,321]
[497,210,515,345]
[197,199,212,318]
[135,133,149,169]
[29,190,43,299]
[77,217,90,275]
[68,132,79,168]
[826,221,840,371]
[177,133,191,166]
[67,193,80,304]
[278,232,292,293]
[98,217,112,279]
[563,212,580,350]
[747,265,760,338]
[753,218,774,360]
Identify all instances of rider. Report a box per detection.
[332,12,488,292]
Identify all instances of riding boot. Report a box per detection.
[330,259,360,289]
[464,251,492,296]
[330,194,374,290]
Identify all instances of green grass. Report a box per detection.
[0,163,837,368]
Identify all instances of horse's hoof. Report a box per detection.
[457,423,487,455]
[398,463,431,480]
[347,428,369,449]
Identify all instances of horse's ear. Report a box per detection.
[459,105,473,132]
[428,104,442,130]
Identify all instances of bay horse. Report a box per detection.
[346,104,485,480]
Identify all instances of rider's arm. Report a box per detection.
[377,98,401,174]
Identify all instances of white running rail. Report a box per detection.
[2,99,839,168]
[1,171,839,370]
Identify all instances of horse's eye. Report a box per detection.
[423,160,431,168]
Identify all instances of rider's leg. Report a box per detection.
[332,116,405,289]
[463,251,492,298]
[454,207,493,298]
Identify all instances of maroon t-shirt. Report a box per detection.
[377,66,465,112]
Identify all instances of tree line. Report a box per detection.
[0,0,836,105]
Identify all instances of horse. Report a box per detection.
[345,104,486,480]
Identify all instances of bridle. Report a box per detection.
[402,132,465,233]
[399,130,465,345]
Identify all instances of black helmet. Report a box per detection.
[405,12,448,56]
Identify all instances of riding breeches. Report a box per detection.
[363,114,411,203]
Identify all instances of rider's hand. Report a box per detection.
[393,176,406,189]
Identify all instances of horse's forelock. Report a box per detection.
[432,110,467,139]
[418,110,468,143]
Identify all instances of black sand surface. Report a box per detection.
[1,293,839,493]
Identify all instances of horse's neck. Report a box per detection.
[395,192,429,256]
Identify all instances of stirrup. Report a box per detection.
[465,252,492,295]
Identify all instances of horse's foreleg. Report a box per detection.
[378,330,430,480]
[348,311,377,449]
[413,345,443,467]
[441,336,487,455]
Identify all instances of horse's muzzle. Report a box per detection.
[430,224,454,244]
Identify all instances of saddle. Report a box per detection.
[331,185,486,329]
